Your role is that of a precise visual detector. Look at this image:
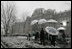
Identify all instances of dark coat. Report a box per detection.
[44,32,48,40]
[59,30,66,38]
[50,35,57,46]
[40,29,45,40]
[35,32,39,40]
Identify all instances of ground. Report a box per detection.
[1,36,71,48]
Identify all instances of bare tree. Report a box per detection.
[1,1,16,35]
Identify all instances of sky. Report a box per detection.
[15,1,71,21]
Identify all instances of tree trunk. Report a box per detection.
[5,28,8,36]
[11,26,13,35]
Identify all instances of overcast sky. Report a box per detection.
[15,1,71,20]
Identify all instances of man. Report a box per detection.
[28,33,31,41]
[35,32,39,42]
[44,31,48,45]
[58,30,66,44]
[40,28,45,45]
[51,35,57,46]
[48,32,57,46]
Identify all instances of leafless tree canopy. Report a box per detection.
[1,1,16,35]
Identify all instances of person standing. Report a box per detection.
[40,28,45,45]
[44,31,48,45]
[28,33,31,41]
[51,35,57,46]
[35,32,39,42]
[58,30,66,44]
